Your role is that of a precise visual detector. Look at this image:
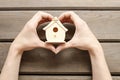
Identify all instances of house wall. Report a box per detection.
[46,22,66,42]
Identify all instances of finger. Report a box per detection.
[38,12,53,25]
[56,44,66,53]
[59,11,85,25]
[28,11,53,28]
[41,42,56,53]
[59,12,73,23]
[39,18,51,24]
[46,44,56,53]
[56,42,71,53]
[32,11,53,22]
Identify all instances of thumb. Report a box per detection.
[44,43,56,53]
[37,41,56,53]
[47,44,56,53]
[56,42,71,54]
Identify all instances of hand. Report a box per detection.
[56,11,101,55]
[10,11,55,53]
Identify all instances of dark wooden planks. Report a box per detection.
[0,43,120,75]
[0,11,120,41]
[19,76,92,80]
[0,0,120,10]
[19,76,120,80]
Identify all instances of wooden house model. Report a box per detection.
[43,17,68,43]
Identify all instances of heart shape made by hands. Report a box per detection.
[37,22,76,53]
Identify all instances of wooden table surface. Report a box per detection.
[0,0,120,80]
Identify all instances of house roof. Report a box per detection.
[43,17,68,32]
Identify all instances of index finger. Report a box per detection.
[59,11,85,25]
[28,11,53,27]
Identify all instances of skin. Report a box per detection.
[0,11,112,80]
[0,11,55,80]
[57,11,112,80]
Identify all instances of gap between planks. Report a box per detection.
[0,7,120,11]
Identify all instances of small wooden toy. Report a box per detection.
[43,17,68,43]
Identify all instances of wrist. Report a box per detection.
[9,44,23,56]
[88,44,104,57]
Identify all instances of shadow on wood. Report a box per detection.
[21,48,91,74]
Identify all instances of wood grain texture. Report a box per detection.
[19,76,120,80]
[0,0,120,79]
[0,0,120,9]
[0,11,120,41]
[0,43,120,75]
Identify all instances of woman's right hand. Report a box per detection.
[10,11,56,54]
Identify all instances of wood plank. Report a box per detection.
[0,11,120,41]
[0,0,120,9]
[19,76,120,80]
[19,76,92,80]
[0,43,120,74]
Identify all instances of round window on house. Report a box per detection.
[53,27,58,32]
